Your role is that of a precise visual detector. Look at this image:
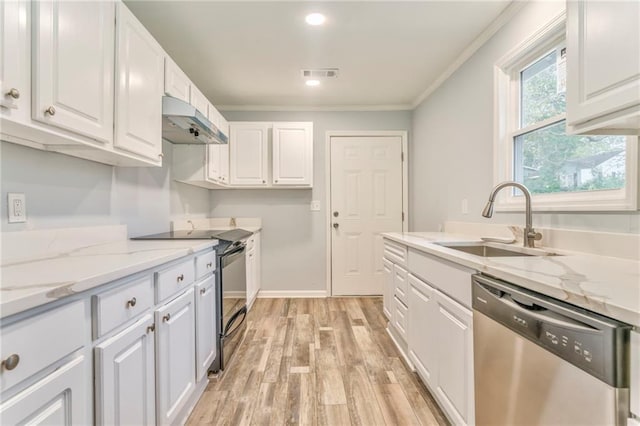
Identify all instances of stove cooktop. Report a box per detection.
[131,228,253,242]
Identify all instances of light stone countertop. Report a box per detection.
[382,232,640,328]
[0,228,219,319]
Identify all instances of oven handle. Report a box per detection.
[221,243,246,266]
[223,305,247,338]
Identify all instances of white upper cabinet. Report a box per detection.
[566,0,640,134]
[190,85,208,117]
[0,0,29,121]
[114,2,164,162]
[32,0,114,143]
[272,122,313,186]
[164,57,190,104]
[230,122,270,185]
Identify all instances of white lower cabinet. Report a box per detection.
[155,288,197,425]
[382,258,393,320]
[408,274,437,388]
[195,275,217,381]
[246,231,261,310]
[433,289,474,426]
[0,355,88,425]
[95,313,156,426]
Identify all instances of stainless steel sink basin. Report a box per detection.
[434,242,559,257]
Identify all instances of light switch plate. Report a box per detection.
[461,198,468,215]
[310,200,321,211]
[8,193,27,223]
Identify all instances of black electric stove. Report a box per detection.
[132,228,253,253]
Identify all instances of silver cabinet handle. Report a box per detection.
[6,88,20,99]
[45,106,56,116]
[158,153,164,158]
[333,211,339,217]
[275,179,278,183]
[200,288,206,295]
[146,323,155,333]
[163,313,171,322]
[2,354,20,371]
[126,297,137,308]
[333,223,339,229]
[177,274,184,282]
[206,262,213,268]
[262,180,266,183]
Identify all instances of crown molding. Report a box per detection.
[218,104,413,112]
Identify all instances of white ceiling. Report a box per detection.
[125,1,512,110]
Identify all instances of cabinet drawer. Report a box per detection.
[195,250,216,280]
[384,239,408,266]
[0,300,88,393]
[408,248,474,308]
[93,275,154,338]
[393,296,408,343]
[156,258,195,303]
[393,264,408,305]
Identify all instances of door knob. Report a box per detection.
[333,223,339,229]
[45,106,56,116]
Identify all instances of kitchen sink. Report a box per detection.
[434,242,559,257]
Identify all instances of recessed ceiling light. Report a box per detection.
[305,13,326,26]
[305,80,320,87]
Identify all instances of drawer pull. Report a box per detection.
[2,354,20,371]
[6,88,20,99]
[200,288,206,295]
[126,297,137,308]
[206,262,213,268]
[45,106,56,116]
[146,324,155,333]
[163,314,171,322]
[177,274,184,283]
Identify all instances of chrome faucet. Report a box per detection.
[481,181,542,248]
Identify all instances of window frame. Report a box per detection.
[493,12,638,212]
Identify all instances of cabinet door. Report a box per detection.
[272,122,313,186]
[195,275,217,381]
[566,1,640,127]
[114,2,164,161]
[207,144,222,183]
[246,247,256,309]
[95,314,156,426]
[229,123,269,185]
[0,0,29,120]
[254,231,261,295]
[190,85,208,117]
[164,57,190,103]
[0,355,88,425]
[32,0,114,143]
[155,288,196,426]
[434,290,474,426]
[407,274,437,388]
[219,143,229,183]
[382,259,393,320]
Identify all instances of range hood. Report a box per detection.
[161,96,228,145]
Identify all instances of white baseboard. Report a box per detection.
[387,326,414,371]
[257,290,327,298]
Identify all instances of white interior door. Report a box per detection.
[330,136,403,296]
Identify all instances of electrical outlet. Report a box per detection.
[8,193,26,223]
[310,200,321,211]
[461,198,469,215]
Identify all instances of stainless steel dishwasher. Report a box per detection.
[472,274,631,425]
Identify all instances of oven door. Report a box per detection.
[220,243,247,370]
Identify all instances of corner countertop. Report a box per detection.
[382,232,640,328]
[0,232,219,319]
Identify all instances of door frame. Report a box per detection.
[325,130,409,297]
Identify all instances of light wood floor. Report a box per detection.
[187,297,449,426]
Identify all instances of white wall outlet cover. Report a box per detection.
[8,193,27,223]
[310,200,321,211]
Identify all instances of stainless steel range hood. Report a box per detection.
[162,96,228,145]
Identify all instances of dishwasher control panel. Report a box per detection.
[472,274,631,388]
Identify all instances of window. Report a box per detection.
[494,15,637,211]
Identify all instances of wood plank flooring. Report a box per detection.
[187,297,449,426]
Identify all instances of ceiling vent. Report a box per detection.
[301,68,339,79]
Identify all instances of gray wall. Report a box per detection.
[0,140,210,236]
[410,1,640,234]
[213,111,412,292]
